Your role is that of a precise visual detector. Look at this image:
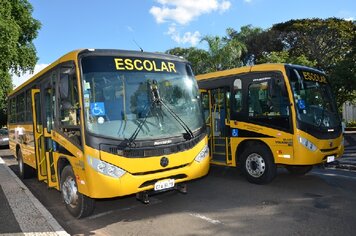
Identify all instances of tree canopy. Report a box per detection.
[0,0,40,126]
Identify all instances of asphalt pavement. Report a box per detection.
[0,132,355,235]
[0,156,69,235]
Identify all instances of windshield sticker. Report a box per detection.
[232,129,239,137]
[297,99,306,110]
[84,94,90,108]
[97,117,105,124]
[252,77,271,82]
[90,102,105,116]
[114,58,177,73]
[302,71,327,83]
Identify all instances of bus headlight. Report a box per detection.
[195,145,209,163]
[298,136,317,152]
[87,156,126,178]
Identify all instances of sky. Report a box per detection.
[13,0,356,87]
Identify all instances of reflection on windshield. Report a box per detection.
[82,70,203,140]
[289,69,340,128]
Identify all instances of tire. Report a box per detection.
[60,165,95,218]
[285,165,313,175]
[240,143,276,184]
[18,149,35,179]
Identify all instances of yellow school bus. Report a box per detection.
[8,49,210,218]
[196,64,343,184]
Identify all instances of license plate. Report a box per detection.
[327,155,335,163]
[154,179,175,191]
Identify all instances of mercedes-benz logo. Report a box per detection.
[160,157,169,167]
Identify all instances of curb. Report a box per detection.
[0,157,69,236]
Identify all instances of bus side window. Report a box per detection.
[233,79,243,112]
[59,69,79,126]
[59,66,81,145]
[17,92,25,122]
[201,92,210,123]
[248,82,265,116]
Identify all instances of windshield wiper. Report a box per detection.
[150,79,194,141]
[126,81,157,147]
[126,80,194,147]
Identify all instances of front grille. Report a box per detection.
[320,147,338,153]
[100,132,204,158]
[132,164,189,176]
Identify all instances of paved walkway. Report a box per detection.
[0,157,69,236]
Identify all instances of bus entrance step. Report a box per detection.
[212,153,227,162]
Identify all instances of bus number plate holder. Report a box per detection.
[326,155,335,163]
[154,179,175,191]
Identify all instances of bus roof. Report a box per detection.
[9,49,82,96]
[195,63,324,82]
[9,49,187,96]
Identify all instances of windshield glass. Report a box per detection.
[288,68,340,129]
[81,55,204,140]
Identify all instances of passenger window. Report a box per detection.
[59,67,79,127]
[59,65,81,146]
[233,79,243,112]
[25,90,33,122]
[248,78,289,117]
[10,98,17,123]
[17,93,25,122]
[246,75,291,131]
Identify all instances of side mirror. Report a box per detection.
[60,74,69,99]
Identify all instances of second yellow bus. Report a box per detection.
[197,63,343,184]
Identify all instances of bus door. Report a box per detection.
[205,88,232,165]
[31,89,47,181]
[32,74,58,187]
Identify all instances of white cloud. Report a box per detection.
[11,64,49,88]
[344,17,354,21]
[150,0,231,25]
[244,0,252,3]
[338,10,355,22]
[167,25,201,46]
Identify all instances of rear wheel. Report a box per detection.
[60,165,95,218]
[285,165,313,175]
[240,143,276,184]
[18,149,34,179]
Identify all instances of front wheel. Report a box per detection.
[60,165,95,218]
[240,143,276,184]
[285,165,313,175]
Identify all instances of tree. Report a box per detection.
[329,36,356,108]
[271,18,355,72]
[165,47,210,74]
[225,25,283,65]
[270,18,356,109]
[200,30,246,72]
[166,29,247,74]
[0,0,41,126]
[258,51,317,67]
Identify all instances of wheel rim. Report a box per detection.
[245,153,266,178]
[62,176,79,208]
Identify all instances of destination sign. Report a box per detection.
[302,71,327,84]
[114,58,177,73]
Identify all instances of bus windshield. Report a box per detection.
[81,56,204,141]
[288,68,340,129]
